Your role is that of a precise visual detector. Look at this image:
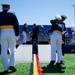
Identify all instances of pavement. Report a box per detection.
[15,44,51,63]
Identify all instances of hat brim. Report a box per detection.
[1,3,10,6]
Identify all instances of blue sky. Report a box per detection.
[0,0,75,27]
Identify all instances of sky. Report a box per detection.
[0,0,75,27]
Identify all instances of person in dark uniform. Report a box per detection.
[31,23,39,54]
[60,15,67,56]
[22,23,28,44]
[0,3,19,74]
[31,23,39,44]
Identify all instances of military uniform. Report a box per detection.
[31,24,39,44]
[22,23,28,44]
[61,15,67,56]
[49,18,63,64]
[31,24,39,54]
[61,22,66,56]
[0,4,19,73]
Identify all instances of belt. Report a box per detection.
[53,30,62,34]
[62,41,65,44]
[23,30,26,32]
[0,25,13,29]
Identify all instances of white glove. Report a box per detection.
[58,24,62,28]
[16,36,20,40]
[62,31,67,35]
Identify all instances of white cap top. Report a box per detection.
[55,15,62,20]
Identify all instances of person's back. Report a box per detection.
[32,26,39,38]
[0,10,19,36]
[0,3,19,74]
[31,23,39,44]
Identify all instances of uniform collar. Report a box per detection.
[2,10,8,12]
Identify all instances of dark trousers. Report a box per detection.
[32,37,38,44]
[62,44,65,56]
[32,38,38,55]
[32,44,38,54]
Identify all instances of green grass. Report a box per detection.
[41,54,75,75]
[0,54,75,75]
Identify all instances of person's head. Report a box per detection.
[33,23,36,27]
[24,23,27,26]
[61,15,67,21]
[55,15,62,23]
[1,3,10,11]
[55,15,62,20]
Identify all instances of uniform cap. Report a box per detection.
[1,3,10,7]
[55,15,62,20]
[33,23,36,25]
[61,15,67,20]
[24,23,27,25]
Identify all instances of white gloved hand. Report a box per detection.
[62,31,67,35]
[16,36,20,40]
[58,24,62,28]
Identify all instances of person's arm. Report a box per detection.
[50,20,58,25]
[11,13,19,36]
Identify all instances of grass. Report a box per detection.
[0,54,75,75]
[41,54,75,75]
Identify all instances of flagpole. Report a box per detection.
[73,4,75,26]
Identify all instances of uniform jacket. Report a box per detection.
[49,19,62,32]
[31,26,39,38]
[60,22,66,42]
[22,26,28,33]
[0,10,19,36]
